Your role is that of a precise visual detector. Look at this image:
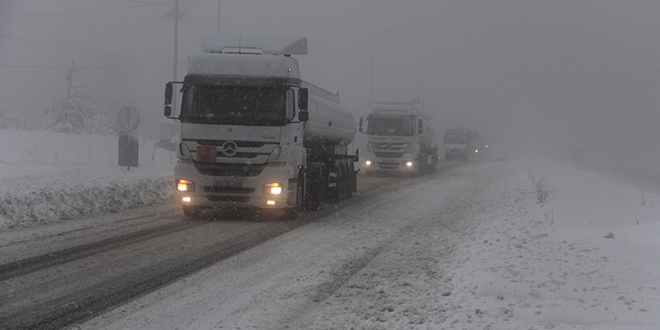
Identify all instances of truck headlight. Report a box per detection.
[177,179,195,192]
[365,160,372,166]
[264,182,283,195]
[406,161,413,167]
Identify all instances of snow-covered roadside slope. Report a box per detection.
[443,159,660,329]
[0,129,174,230]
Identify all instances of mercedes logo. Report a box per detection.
[221,141,238,157]
[385,143,393,150]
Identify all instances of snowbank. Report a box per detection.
[0,129,174,230]
[443,159,660,329]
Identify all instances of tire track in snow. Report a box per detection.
[0,214,198,281]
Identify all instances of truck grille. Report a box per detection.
[377,160,401,170]
[193,140,269,148]
[206,196,251,203]
[374,151,406,158]
[195,163,267,177]
[203,186,256,194]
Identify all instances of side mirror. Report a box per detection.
[299,110,309,122]
[298,88,308,110]
[418,119,423,134]
[358,117,365,133]
[165,82,173,105]
[164,81,183,118]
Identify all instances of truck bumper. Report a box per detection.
[445,149,468,160]
[361,152,420,173]
[173,160,294,210]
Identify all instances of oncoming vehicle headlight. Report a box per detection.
[365,160,372,166]
[264,182,283,195]
[177,179,195,192]
[406,161,413,167]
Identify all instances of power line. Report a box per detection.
[0,64,172,69]
[0,1,201,18]
[0,34,181,64]
[0,4,152,18]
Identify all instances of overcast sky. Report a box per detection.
[2,1,660,167]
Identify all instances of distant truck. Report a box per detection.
[163,34,358,218]
[443,128,472,161]
[358,101,438,176]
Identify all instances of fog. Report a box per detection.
[2,1,660,170]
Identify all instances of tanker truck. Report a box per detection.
[163,34,358,218]
[358,101,438,176]
[443,128,471,161]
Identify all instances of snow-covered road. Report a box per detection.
[77,159,660,330]
[76,160,501,329]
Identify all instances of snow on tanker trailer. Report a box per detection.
[358,102,438,176]
[163,34,358,218]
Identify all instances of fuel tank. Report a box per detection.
[302,81,356,148]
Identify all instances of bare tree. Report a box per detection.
[45,60,93,133]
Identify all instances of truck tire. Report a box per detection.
[349,161,357,193]
[428,151,437,173]
[304,163,326,211]
[341,162,352,199]
[282,174,304,220]
[329,164,346,202]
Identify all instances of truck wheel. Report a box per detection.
[182,205,203,219]
[282,176,304,220]
[341,163,352,199]
[428,151,437,173]
[304,164,326,211]
[349,161,357,193]
[330,164,346,202]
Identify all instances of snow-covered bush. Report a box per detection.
[529,175,555,205]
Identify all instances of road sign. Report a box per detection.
[119,132,139,168]
[117,106,140,131]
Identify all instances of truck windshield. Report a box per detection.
[180,85,286,126]
[367,117,414,136]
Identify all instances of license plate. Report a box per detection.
[196,146,216,162]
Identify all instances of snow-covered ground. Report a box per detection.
[2,129,660,329]
[0,129,174,229]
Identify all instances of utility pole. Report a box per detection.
[217,0,221,34]
[173,0,179,82]
[369,30,394,109]
[164,0,181,110]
